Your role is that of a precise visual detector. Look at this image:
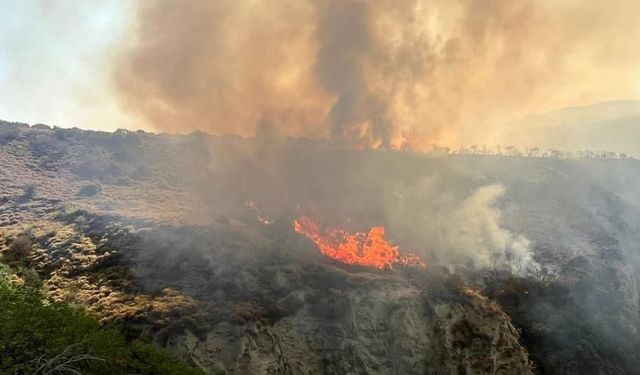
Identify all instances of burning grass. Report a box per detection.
[293,216,426,269]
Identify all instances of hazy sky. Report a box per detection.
[1,0,640,151]
[0,0,132,131]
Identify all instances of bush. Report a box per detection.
[0,264,11,285]
[77,182,103,197]
[2,234,33,264]
[0,127,20,145]
[29,133,64,157]
[22,184,37,200]
[72,151,119,180]
[0,265,203,375]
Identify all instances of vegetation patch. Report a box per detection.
[78,182,103,197]
[0,264,203,375]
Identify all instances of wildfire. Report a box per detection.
[293,216,426,269]
[246,200,273,225]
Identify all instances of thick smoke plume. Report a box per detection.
[114,0,640,149]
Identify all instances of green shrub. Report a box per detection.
[0,265,202,375]
[0,264,11,285]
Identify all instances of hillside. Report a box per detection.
[1,121,640,374]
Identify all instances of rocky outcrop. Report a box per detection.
[168,278,532,374]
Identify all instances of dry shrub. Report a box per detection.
[3,234,33,264]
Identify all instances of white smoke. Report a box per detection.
[387,180,540,277]
[442,184,540,276]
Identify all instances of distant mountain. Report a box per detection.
[501,101,640,156]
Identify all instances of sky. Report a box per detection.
[0,0,132,131]
[1,0,640,152]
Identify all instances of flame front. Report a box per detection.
[293,216,426,269]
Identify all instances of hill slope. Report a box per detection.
[1,121,640,374]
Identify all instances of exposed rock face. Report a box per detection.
[168,279,532,374]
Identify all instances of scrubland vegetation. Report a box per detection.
[0,264,203,375]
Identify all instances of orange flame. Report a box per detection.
[293,216,426,269]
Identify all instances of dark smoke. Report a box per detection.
[315,1,390,147]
